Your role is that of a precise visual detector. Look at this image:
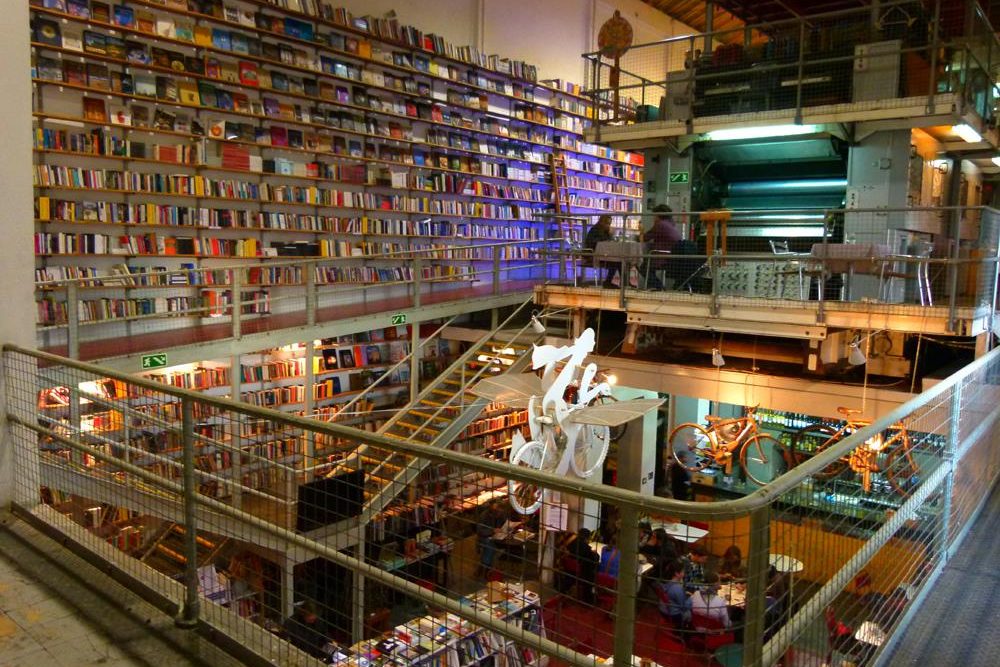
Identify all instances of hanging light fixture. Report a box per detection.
[848,334,867,366]
[712,348,726,367]
[530,312,546,334]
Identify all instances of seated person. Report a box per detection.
[584,215,619,287]
[765,565,788,614]
[640,528,678,567]
[690,573,731,629]
[719,545,746,581]
[598,537,621,580]
[641,204,681,289]
[682,543,710,587]
[653,559,691,626]
[569,528,600,604]
[284,600,329,659]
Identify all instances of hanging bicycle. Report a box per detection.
[792,406,919,495]
[472,327,663,514]
[668,406,786,486]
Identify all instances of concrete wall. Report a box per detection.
[339,0,698,87]
[0,0,37,507]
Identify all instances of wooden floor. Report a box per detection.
[43,281,536,362]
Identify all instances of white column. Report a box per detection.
[0,0,39,509]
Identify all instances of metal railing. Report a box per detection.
[543,205,1000,333]
[583,0,1000,134]
[3,327,999,666]
[35,237,557,359]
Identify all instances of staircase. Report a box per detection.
[347,325,542,524]
[140,522,228,578]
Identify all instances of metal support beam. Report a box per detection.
[177,398,200,628]
[742,505,771,666]
[305,268,317,327]
[230,353,244,506]
[231,268,242,340]
[941,384,961,558]
[612,505,639,667]
[352,541,366,643]
[66,281,79,360]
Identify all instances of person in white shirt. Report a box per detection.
[689,572,731,629]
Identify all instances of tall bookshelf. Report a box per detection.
[29,0,643,342]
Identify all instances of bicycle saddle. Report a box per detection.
[837,407,864,417]
[705,415,724,423]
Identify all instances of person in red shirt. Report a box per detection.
[642,205,681,289]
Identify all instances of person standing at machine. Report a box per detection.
[641,205,682,289]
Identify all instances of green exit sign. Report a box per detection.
[669,172,689,184]
[390,313,407,326]
[141,353,168,370]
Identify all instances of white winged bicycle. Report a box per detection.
[472,328,663,514]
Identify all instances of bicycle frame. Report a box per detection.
[810,417,912,493]
[705,414,759,468]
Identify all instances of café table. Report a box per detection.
[720,582,747,609]
[768,554,804,574]
[854,620,886,647]
[593,240,647,287]
[648,520,709,544]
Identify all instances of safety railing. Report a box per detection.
[35,237,557,359]
[542,206,1000,332]
[583,0,1000,135]
[3,327,999,666]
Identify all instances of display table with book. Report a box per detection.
[334,584,546,667]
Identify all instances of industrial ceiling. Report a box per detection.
[640,0,1000,38]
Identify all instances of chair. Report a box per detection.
[770,239,809,299]
[689,612,735,653]
[878,241,934,305]
[824,605,854,661]
[595,572,618,614]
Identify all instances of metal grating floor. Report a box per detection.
[884,482,1000,667]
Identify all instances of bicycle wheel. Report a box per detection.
[881,434,920,496]
[741,433,787,485]
[571,424,611,478]
[794,423,848,479]
[508,440,553,515]
[669,423,713,471]
[592,395,628,443]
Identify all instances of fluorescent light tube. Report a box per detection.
[952,123,982,143]
[705,124,819,141]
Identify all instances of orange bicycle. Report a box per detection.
[668,406,786,486]
[792,407,919,495]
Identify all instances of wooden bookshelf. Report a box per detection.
[29,0,642,340]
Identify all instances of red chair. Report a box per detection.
[689,613,735,653]
[825,606,853,660]
[557,554,582,599]
[595,572,617,613]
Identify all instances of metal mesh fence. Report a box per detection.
[585,0,999,132]
[35,238,552,356]
[546,207,997,323]
[3,334,999,667]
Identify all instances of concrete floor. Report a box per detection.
[0,513,244,667]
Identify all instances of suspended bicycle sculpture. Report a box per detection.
[472,328,663,514]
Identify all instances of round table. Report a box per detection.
[769,554,804,573]
[854,620,886,647]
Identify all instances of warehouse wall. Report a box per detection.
[339,0,697,87]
